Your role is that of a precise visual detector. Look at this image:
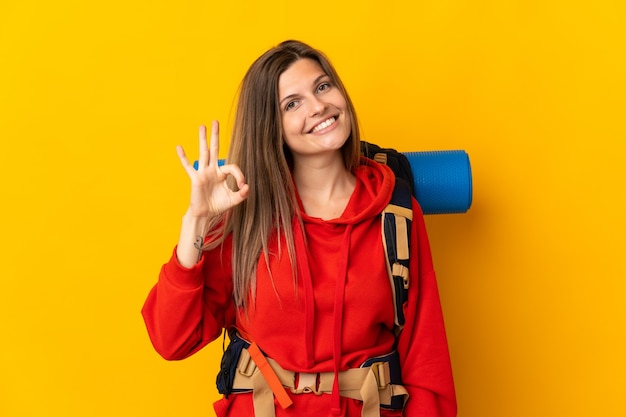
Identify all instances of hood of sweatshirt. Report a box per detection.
[298,157,395,226]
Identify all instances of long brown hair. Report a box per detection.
[205,40,361,310]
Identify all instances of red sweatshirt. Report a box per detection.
[142,159,457,417]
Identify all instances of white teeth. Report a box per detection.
[312,117,336,133]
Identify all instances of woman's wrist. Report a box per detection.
[183,209,210,228]
[176,209,211,267]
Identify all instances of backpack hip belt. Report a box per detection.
[230,345,408,417]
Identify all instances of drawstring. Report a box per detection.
[331,224,353,415]
[294,217,355,415]
[293,218,316,368]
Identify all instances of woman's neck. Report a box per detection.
[292,153,356,220]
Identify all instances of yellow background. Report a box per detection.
[1,1,624,416]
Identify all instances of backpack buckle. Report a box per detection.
[392,263,410,290]
[237,348,257,377]
[370,362,391,389]
[291,372,322,395]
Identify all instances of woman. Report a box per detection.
[142,40,456,417]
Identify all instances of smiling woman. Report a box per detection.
[141,40,457,417]
[278,58,357,220]
[279,59,353,164]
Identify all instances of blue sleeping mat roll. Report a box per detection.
[404,150,473,215]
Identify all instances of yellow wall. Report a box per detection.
[1,1,624,416]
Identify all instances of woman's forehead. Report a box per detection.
[278,59,327,95]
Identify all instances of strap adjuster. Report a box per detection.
[370,362,391,389]
[392,263,410,289]
[237,349,256,377]
[374,152,388,165]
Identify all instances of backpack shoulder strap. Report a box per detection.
[381,178,414,333]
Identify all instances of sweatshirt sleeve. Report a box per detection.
[141,238,235,360]
[396,201,457,417]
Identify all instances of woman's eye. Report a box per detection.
[317,82,331,93]
[285,100,298,111]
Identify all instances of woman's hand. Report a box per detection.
[177,121,249,219]
[174,121,249,267]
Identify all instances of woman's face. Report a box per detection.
[278,58,351,160]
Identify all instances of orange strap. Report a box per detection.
[247,341,294,409]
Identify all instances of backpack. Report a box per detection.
[361,142,414,334]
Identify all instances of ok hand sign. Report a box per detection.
[177,121,249,219]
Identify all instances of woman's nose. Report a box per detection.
[308,95,328,116]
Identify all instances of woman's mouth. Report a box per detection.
[310,116,337,133]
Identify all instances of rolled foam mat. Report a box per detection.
[404,150,473,215]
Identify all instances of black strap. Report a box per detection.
[382,178,413,330]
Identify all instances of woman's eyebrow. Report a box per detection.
[279,74,329,105]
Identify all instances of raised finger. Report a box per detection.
[208,120,220,169]
[197,125,209,168]
[176,145,196,177]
